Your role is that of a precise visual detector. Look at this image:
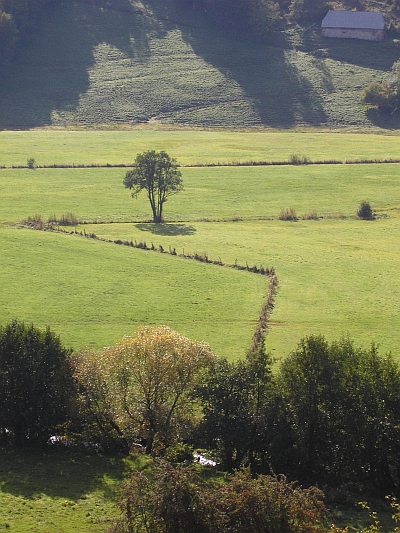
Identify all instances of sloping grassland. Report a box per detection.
[1,0,400,129]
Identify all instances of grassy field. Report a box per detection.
[2,129,400,168]
[0,226,268,358]
[2,161,400,224]
[1,131,400,359]
[1,128,400,531]
[0,448,148,533]
[1,0,400,130]
[79,215,400,362]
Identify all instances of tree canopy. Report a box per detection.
[73,326,216,453]
[123,151,183,224]
[0,319,73,446]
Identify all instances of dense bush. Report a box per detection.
[267,335,400,494]
[194,345,272,472]
[0,0,58,70]
[109,462,331,533]
[361,60,400,114]
[0,319,73,446]
[357,201,374,220]
[72,326,216,454]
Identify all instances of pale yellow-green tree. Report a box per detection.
[73,326,216,453]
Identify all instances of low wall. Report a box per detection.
[321,27,384,41]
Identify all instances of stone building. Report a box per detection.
[321,10,386,41]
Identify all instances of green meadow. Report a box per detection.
[2,128,400,167]
[1,129,400,360]
[0,227,268,358]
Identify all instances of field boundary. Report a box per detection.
[3,158,400,170]
[17,221,278,353]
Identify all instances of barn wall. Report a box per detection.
[321,27,384,40]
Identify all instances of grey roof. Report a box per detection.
[321,10,385,30]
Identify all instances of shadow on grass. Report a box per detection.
[0,447,136,501]
[317,36,400,72]
[2,0,396,128]
[0,0,167,128]
[162,9,328,127]
[135,223,196,236]
[366,107,400,129]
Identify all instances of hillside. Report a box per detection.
[0,0,400,129]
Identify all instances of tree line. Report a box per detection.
[1,318,400,499]
[176,0,330,35]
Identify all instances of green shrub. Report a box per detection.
[289,154,311,165]
[360,81,396,111]
[110,463,331,533]
[27,157,36,169]
[0,319,73,447]
[357,201,374,220]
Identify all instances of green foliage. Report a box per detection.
[72,326,216,454]
[26,157,36,169]
[361,81,396,111]
[288,0,328,22]
[0,10,18,67]
[357,201,374,220]
[194,344,272,472]
[269,335,400,493]
[0,319,73,447]
[110,462,331,533]
[361,60,400,114]
[289,153,311,165]
[124,151,183,224]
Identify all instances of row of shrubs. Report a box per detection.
[2,157,400,170]
[20,214,274,275]
[279,202,375,221]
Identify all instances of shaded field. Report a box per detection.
[2,129,400,167]
[0,448,145,533]
[0,226,269,358]
[1,0,400,129]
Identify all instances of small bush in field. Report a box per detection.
[279,207,298,221]
[357,201,374,220]
[59,213,79,226]
[289,154,311,165]
[303,210,318,220]
[27,158,37,169]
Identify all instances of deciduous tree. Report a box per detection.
[269,335,400,493]
[0,319,73,447]
[73,326,216,454]
[123,151,183,224]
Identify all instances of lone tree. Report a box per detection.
[123,150,183,223]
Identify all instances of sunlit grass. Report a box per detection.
[0,226,268,358]
[1,129,400,167]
